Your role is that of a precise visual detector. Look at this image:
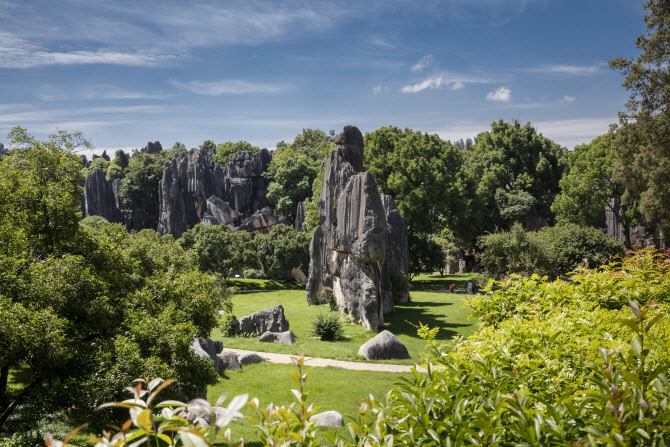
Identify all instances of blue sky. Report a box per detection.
[0,0,645,156]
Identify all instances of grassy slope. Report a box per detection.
[212,273,479,364]
[208,362,413,446]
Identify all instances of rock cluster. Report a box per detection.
[0,143,8,156]
[83,168,123,223]
[158,148,275,237]
[306,126,409,331]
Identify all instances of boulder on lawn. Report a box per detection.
[216,350,241,372]
[357,330,410,360]
[309,411,344,427]
[259,331,296,345]
[237,352,264,366]
[238,305,290,336]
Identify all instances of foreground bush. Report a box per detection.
[310,312,345,341]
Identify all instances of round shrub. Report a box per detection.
[310,312,344,341]
[221,313,238,337]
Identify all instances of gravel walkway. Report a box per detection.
[226,348,421,373]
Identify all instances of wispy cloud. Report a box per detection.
[401,76,469,93]
[528,64,600,75]
[410,54,434,72]
[372,85,384,95]
[170,79,285,96]
[560,95,576,103]
[486,86,511,102]
[532,117,616,148]
[0,32,175,68]
[370,36,396,49]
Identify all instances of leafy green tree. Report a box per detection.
[213,141,259,167]
[251,225,310,279]
[407,234,445,279]
[180,224,252,282]
[112,149,129,169]
[466,120,568,231]
[267,154,318,223]
[200,139,215,149]
[551,133,643,247]
[364,126,477,269]
[610,1,670,240]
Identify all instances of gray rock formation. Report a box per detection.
[83,168,123,223]
[295,198,309,232]
[309,411,344,427]
[306,126,409,331]
[357,330,410,360]
[157,148,272,237]
[0,143,6,156]
[233,206,289,233]
[381,195,410,312]
[142,141,163,154]
[606,198,662,248]
[237,352,264,366]
[259,331,296,345]
[191,336,231,374]
[238,305,290,336]
[216,351,241,372]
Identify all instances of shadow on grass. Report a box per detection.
[410,277,471,292]
[384,300,473,340]
[227,279,306,291]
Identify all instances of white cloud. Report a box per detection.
[372,85,383,95]
[0,32,175,68]
[401,76,468,93]
[486,86,511,102]
[170,79,285,96]
[528,64,600,75]
[532,117,616,149]
[560,95,576,103]
[411,54,434,72]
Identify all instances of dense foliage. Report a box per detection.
[477,222,625,279]
[213,141,260,167]
[611,0,670,241]
[0,129,228,433]
[310,312,345,341]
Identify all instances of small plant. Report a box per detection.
[310,312,345,341]
[319,286,337,310]
[221,313,238,337]
[45,378,247,446]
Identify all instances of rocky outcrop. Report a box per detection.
[233,206,288,234]
[83,168,123,223]
[295,198,309,232]
[0,143,7,156]
[157,148,272,238]
[357,330,410,360]
[238,305,290,336]
[606,198,662,248]
[306,126,409,331]
[258,330,296,345]
[142,141,163,154]
[381,195,410,311]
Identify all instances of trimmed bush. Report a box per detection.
[310,312,344,341]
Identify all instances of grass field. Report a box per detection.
[211,273,479,364]
[208,362,413,446]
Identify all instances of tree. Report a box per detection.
[364,126,477,261]
[466,120,568,232]
[266,154,318,223]
[551,133,643,247]
[179,224,252,282]
[213,141,259,167]
[200,139,215,149]
[119,151,167,229]
[610,1,670,240]
[251,225,310,279]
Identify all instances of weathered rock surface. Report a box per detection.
[357,330,410,360]
[237,352,264,366]
[233,206,288,233]
[295,198,309,232]
[306,126,409,331]
[381,195,410,312]
[216,351,241,372]
[259,331,296,345]
[0,143,7,156]
[238,305,290,336]
[606,198,661,248]
[157,148,272,237]
[142,141,163,154]
[291,267,308,283]
[83,168,123,223]
[309,411,344,427]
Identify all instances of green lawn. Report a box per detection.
[226,278,305,291]
[208,362,412,446]
[212,275,479,364]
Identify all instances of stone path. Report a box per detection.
[226,348,421,373]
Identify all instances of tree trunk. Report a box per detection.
[0,377,41,431]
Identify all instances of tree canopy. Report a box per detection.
[610,0,670,240]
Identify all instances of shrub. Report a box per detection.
[243,268,267,279]
[390,267,409,303]
[310,312,345,341]
[319,286,336,309]
[221,313,238,337]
